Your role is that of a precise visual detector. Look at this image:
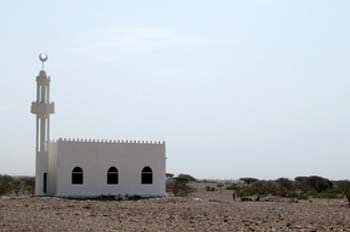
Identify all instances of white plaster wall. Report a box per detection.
[35,151,48,196]
[32,70,54,196]
[55,139,166,197]
[48,142,58,196]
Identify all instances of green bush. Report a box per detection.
[0,175,35,196]
[0,175,13,195]
[240,177,259,186]
[311,192,342,199]
[167,175,194,197]
[240,188,259,197]
[176,174,196,182]
[223,176,350,201]
[226,184,239,191]
[295,176,332,193]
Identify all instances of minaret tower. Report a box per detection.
[31,54,55,195]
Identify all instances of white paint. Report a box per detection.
[31,58,166,197]
[49,139,166,197]
[31,70,54,196]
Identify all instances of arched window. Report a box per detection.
[43,173,47,193]
[72,167,83,184]
[141,166,153,184]
[107,166,118,184]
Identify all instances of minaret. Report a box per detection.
[31,54,55,195]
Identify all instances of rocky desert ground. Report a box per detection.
[1,183,350,232]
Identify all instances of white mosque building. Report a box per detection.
[31,54,166,197]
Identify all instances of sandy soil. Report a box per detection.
[1,186,350,231]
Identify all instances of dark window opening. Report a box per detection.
[107,166,118,184]
[43,172,47,193]
[141,166,153,184]
[72,167,83,184]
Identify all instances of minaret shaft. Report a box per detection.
[31,57,55,195]
[39,116,47,152]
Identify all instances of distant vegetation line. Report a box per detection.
[1,173,350,206]
[223,176,350,201]
[0,175,34,196]
[165,174,350,206]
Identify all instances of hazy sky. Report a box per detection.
[1,0,350,180]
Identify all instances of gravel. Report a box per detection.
[0,190,350,231]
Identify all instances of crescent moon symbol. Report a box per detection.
[39,53,48,62]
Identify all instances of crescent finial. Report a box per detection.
[39,53,48,70]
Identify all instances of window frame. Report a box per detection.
[43,172,47,193]
[107,166,119,185]
[72,167,83,185]
[141,166,153,184]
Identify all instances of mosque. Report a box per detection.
[30,54,166,197]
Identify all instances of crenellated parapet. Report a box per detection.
[54,138,165,145]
